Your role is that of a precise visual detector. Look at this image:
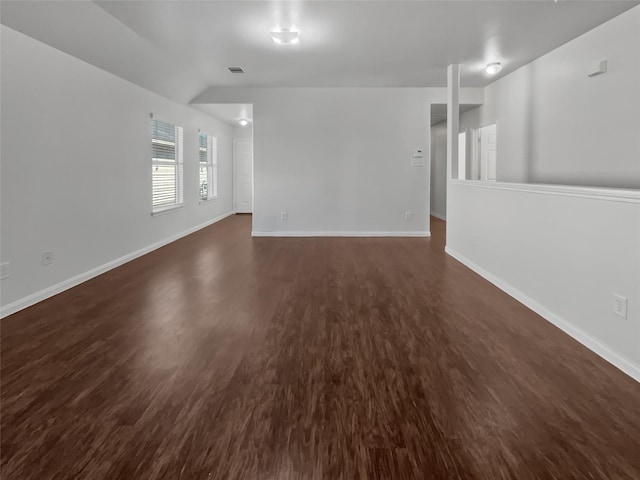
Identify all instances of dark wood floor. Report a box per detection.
[2,215,639,479]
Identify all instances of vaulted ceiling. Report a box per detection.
[1,1,637,106]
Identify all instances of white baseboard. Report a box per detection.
[1,211,235,319]
[430,212,447,221]
[251,231,431,238]
[445,246,640,384]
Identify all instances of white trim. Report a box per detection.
[151,204,185,216]
[252,231,431,238]
[444,246,640,383]
[0,211,235,319]
[199,197,218,205]
[430,212,447,221]
[451,179,640,204]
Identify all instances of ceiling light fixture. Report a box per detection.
[485,62,502,75]
[271,28,300,45]
[238,119,249,127]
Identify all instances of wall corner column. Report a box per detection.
[446,64,460,245]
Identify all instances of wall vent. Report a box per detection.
[228,67,244,73]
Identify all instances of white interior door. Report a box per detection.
[234,139,253,213]
[479,124,497,181]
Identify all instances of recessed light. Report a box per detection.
[238,119,249,127]
[271,28,300,45]
[228,67,244,73]
[485,62,502,75]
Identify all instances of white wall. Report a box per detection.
[447,183,640,380]
[0,26,234,313]
[251,88,430,235]
[193,87,483,235]
[233,125,253,140]
[429,122,447,219]
[448,8,640,381]
[460,6,640,188]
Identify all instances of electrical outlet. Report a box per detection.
[404,211,412,220]
[613,294,627,319]
[42,251,53,265]
[0,262,9,280]
[280,211,288,220]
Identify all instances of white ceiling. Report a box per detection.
[1,1,637,106]
[430,104,480,126]
[192,104,253,126]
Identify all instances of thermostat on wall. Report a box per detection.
[411,148,425,167]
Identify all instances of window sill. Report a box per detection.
[199,197,218,205]
[151,204,185,216]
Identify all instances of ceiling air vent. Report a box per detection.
[228,67,244,73]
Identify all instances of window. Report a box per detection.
[152,119,183,212]
[199,132,218,201]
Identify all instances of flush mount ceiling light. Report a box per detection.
[238,119,250,127]
[271,28,300,45]
[485,62,502,75]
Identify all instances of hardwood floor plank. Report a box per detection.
[2,215,639,479]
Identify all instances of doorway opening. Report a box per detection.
[191,102,254,223]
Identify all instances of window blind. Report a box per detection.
[152,119,183,210]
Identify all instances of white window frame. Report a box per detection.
[151,118,184,214]
[198,132,218,202]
